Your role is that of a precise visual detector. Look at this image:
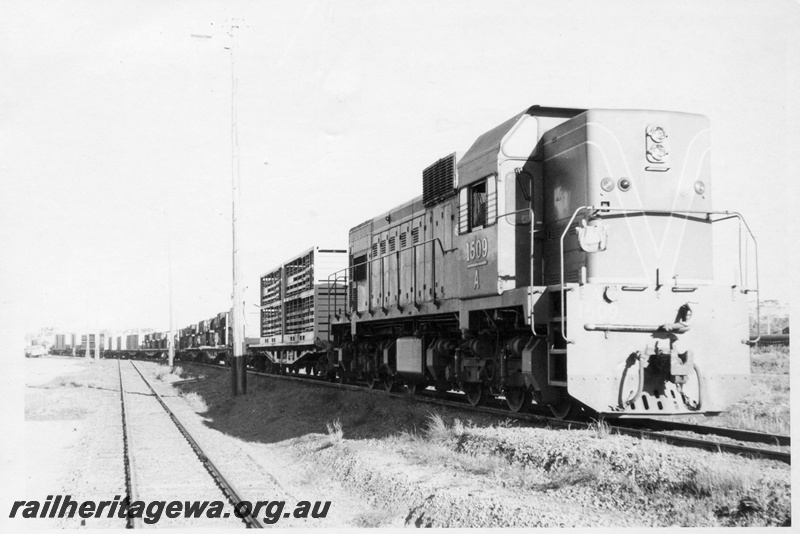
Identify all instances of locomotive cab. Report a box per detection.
[539,109,753,416]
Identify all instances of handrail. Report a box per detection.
[326,236,455,323]
[558,207,760,345]
[496,207,539,333]
[709,211,760,344]
[560,206,593,343]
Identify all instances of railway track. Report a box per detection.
[177,360,790,465]
[118,360,264,528]
[608,418,791,447]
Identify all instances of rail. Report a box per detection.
[128,361,265,529]
[559,207,760,344]
[183,360,789,465]
[117,360,142,529]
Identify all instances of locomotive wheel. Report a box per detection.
[549,397,582,420]
[335,368,346,384]
[406,382,418,395]
[505,388,531,413]
[464,384,488,407]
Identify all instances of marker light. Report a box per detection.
[600,177,615,192]
[648,144,667,162]
[694,181,706,195]
[647,125,667,143]
[618,178,632,191]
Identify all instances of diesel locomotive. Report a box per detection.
[53,105,760,419]
[316,105,759,418]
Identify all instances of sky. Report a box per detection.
[1,0,798,339]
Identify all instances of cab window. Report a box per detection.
[470,180,488,229]
[458,175,495,234]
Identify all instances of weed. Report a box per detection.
[326,418,344,445]
[424,413,467,444]
[496,418,515,429]
[587,418,611,439]
[424,413,450,443]
[452,418,465,436]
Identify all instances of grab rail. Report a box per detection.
[326,236,455,337]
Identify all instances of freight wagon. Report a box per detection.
[248,247,348,374]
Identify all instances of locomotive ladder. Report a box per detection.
[547,289,568,387]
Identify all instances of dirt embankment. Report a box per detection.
[165,363,790,528]
[17,358,791,528]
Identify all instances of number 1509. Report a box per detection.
[467,237,488,261]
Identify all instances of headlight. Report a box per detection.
[647,125,667,143]
[600,177,615,192]
[647,144,667,162]
[618,178,632,191]
[645,124,669,167]
[694,181,706,195]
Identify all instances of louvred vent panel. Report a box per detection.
[422,153,457,207]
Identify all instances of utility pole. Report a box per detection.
[168,211,175,369]
[191,23,246,395]
[229,24,246,396]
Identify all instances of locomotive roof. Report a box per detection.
[349,195,424,235]
[348,106,584,235]
[457,105,585,188]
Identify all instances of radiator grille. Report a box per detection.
[422,153,457,207]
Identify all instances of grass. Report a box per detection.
[679,463,758,497]
[386,413,790,526]
[671,345,790,434]
[161,361,790,527]
[720,345,790,434]
[751,345,789,375]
